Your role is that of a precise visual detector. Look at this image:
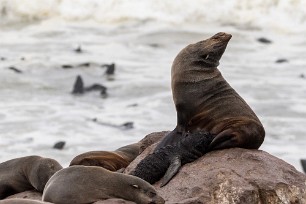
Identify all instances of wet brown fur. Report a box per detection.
[157,32,265,151]
[70,143,140,171]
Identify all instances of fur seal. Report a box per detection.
[42,165,165,204]
[69,143,140,171]
[132,131,214,187]
[156,32,265,152]
[0,156,62,199]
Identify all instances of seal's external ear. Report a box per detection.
[132,184,139,189]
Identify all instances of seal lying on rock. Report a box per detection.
[131,131,214,187]
[42,166,165,204]
[0,156,62,199]
[157,32,265,152]
[70,143,140,171]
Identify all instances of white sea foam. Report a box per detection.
[0,1,306,172]
[1,0,306,32]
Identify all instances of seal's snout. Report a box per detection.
[212,32,232,42]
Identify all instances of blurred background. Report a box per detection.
[0,0,306,170]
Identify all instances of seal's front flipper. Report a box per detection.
[72,75,84,94]
[209,129,237,150]
[160,156,181,187]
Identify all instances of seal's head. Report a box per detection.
[117,173,165,204]
[173,32,232,69]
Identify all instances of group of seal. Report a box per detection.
[0,32,265,203]
[132,32,265,185]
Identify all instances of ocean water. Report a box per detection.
[0,0,306,171]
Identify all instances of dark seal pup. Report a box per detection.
[0,156,62,199]
[69,143,140,171]
[156,32,265,152]
[42,166,165,204]
[132,131,214,187]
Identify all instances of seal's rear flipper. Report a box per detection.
[301,159,306,173]
[209,129,236,150]
[72,75,84,94]
[160,156,181,187]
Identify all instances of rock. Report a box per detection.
[0,198,49,204]
[126,136,306,204]
[4,191,134,204]
[6,191,42,200]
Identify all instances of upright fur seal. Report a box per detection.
[0,156,62,199]
[69,143,140,171]
[156,32,265,151]
[42,166,165,204]
[132,131,214,187]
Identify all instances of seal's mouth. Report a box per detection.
[210,32,232,50]
[211,32,232,42]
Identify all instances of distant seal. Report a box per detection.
[132,131,214,187]
[42,166,165,204]
[156,32,265,153]
[0,156,63,199]
[70,143,140,171]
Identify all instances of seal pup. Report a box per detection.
[69,143,140,171]
[0,156,63,199]
[156,32,265,152]
[132,131,214,187]
[42,166,165,204]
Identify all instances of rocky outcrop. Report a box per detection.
[4,131,306,204]
[126,139,306,204]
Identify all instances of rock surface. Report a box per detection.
[126,139,306,204]
[5,131,306,204]
[5,191,135,204]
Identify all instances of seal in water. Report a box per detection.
[69,143,140,171]
[132,131,214,187]
[0,156,62,199]
[42,165,165,204]
[156,32,265,152]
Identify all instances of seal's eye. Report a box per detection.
[205,54,210,59]
[132,184,139,189]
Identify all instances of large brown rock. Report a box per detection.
[125,142,306,204]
